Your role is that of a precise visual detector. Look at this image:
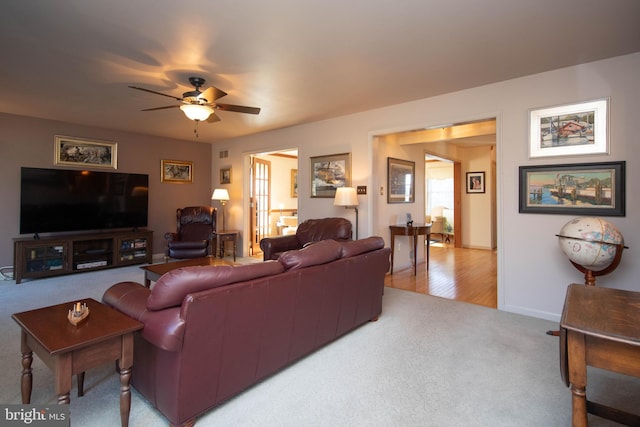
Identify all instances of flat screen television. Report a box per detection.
[20,167,149,235]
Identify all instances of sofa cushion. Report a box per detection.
[340,236,385,258]
[278,239,342,270]
[147,261,285,310]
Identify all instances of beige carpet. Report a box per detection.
[1,264,638,426]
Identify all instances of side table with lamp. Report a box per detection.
[211,188,239,260]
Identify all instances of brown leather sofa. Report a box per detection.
[103,236,390,427]
[260,217,352,260]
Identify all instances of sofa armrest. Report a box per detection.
[102,281,185,352]
[260,234,300,260]
[102,281,150,320]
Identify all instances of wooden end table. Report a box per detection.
[216,230,239,261]
[560,284,640,426]
[389,224,431,275]
[12,299,143,427]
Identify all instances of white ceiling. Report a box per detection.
[1,1,638,144]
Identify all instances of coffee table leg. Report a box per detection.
[20,332,33,404]
[77,372,85,397]
[56,353,72,404]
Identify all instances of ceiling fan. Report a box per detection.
[129,77,261,124]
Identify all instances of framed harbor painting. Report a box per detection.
[310,153,350,198]
[519,161,625,216]
[528,98,609,158]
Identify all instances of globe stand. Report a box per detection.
[546,243,626,336]
[569,243,625,286]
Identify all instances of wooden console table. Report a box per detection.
[12,299,143,427]
[389,224,431,275]
[560,284,640,426]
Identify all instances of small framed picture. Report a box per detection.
[54,135,117,169]
[466,172,485,193]
[161,160,193,183]
[220,167,231,184]
[291,169,298,198]
[528,98,609,158]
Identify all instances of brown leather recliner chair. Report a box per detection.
[164,206,217,259]
[259,217,352,260]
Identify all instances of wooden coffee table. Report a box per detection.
[140,256,235,287]
[12,298,143,427]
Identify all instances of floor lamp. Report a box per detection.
[334,187,359,240]
[211,188,230,232]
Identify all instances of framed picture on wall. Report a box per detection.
[310,153,351,198]
[291,169,298,198]
[54,135,117,169]
[528,98,609,158]
[220,167,231,184]
[161,160,193,183]
[466,171,485,193]
[387,157,415,203]
[519,161,625,216]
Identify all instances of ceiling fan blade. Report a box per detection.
[129,86,182,101]
[198,86,227,102]
[141,105,181,111]
[216,103,261,115]
[206,112,221,123]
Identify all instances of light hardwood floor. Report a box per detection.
[384,242,497,309]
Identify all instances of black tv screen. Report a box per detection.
[20,167,149,235]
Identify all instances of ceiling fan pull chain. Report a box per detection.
[194,120,199,138]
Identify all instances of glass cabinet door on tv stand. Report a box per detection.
[13,239,70,284]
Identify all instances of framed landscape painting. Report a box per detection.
[54,135,117,169]
[310,153,350,198]
[161,160,193,183]
[528,98,609,158]
[519,161,625,216]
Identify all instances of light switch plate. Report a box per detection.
[356,186,367,195]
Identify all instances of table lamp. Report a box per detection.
[334,187,359,240]
[211,188,230,231]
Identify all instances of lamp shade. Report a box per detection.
[334,187,358,207]
[180,104,214,121]
[211,188,230,202]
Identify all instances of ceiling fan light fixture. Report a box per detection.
[180,104,214,121]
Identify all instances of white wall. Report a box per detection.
[213,53,640,321]
[462,146,494,249]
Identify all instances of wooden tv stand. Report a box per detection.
[13,229,153,284]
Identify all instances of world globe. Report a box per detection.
[557,216,626,285]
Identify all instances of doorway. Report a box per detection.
[377,118,497,307]
[245,150,299,257]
